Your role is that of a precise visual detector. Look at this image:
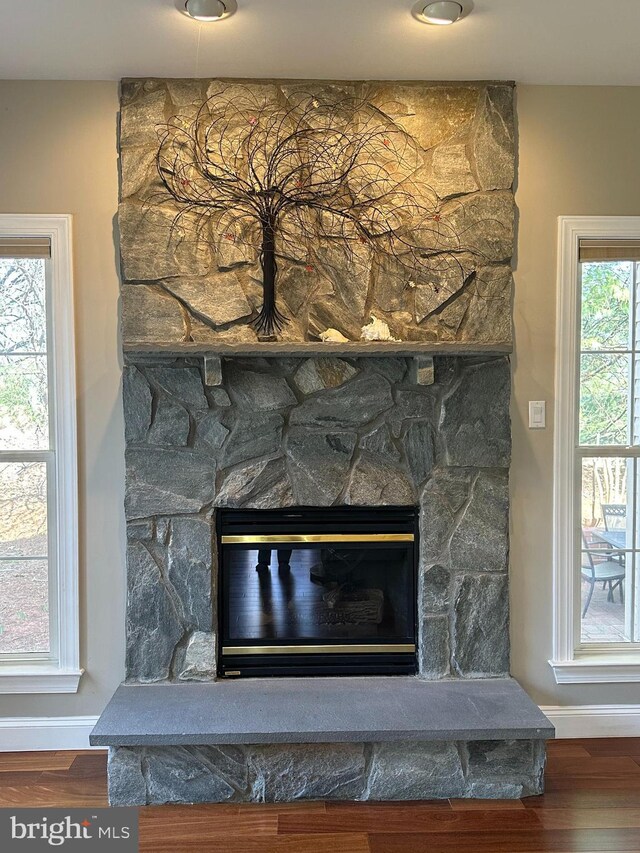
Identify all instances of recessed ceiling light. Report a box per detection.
[412,1,472,26]
[175,0,238,22]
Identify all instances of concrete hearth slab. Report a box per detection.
[90,677,553,747]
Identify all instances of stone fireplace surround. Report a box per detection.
[91,76,554,804]
[123,353,512,683]
[91,352,554,804]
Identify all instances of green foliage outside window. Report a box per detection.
[580,261,631,446]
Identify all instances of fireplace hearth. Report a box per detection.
[218,506,417,677]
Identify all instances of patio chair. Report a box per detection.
[602,503,627,531]
[581,531,625,618]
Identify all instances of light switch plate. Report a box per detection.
[529,400,546,429]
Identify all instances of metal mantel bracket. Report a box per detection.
[415,355,435,386]
[203,355,223,386]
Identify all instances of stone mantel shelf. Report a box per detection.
[124,341,513,358]
[90,677,553,747]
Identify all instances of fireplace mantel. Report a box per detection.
[123,341,512,357]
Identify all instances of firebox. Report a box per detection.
[217,506,418,677]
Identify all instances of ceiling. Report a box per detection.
[1,0,639,85]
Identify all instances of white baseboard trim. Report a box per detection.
[0,716,100,751]
[541,705,640,738]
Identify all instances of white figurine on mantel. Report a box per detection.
[360,315,399,342]
[319,328,350,343]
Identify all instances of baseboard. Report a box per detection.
[0,716,101,751]
[541,705,640,738]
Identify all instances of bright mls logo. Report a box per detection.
[0,809,138,850]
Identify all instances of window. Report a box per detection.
[0,216,80,693]
[552,216,640,683]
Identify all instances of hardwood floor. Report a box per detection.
[1,739,640,852]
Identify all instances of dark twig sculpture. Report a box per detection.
[157,85,473,337]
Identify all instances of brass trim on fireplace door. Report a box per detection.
[220,533,414,544]
[223,644,416,655]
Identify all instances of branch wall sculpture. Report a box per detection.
[118,79,515,347]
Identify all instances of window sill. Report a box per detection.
[549,656,640,684]
[0,665,84,694]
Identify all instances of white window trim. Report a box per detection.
[0,215,82,694]
[551,215,640,684]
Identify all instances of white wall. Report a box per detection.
[0,82,125,719]
[511,85,640,707]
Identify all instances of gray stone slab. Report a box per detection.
[91,677,553,747]
[124,341,513,357]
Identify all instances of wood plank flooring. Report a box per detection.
[1,739,640,852]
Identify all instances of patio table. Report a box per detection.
[592,529,628,551]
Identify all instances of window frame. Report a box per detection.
[551,215,640,684]
[0,214,81,694]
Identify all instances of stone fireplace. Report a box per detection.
[90,77,554,804]
[122,352,512,686]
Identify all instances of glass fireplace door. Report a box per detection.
[218,507,417,677]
